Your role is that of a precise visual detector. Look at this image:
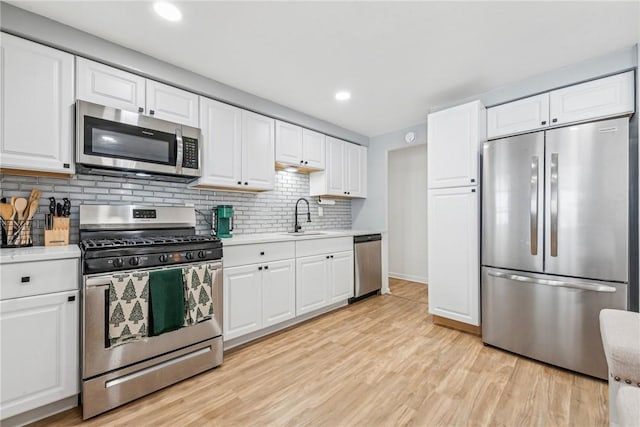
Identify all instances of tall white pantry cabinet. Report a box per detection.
[427,100,485,327]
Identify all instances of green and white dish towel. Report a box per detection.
[108,272,149,346]
[183,264,215,325]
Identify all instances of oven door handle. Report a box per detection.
[84,261,223,288]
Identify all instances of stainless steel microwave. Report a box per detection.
[76,100,201,182]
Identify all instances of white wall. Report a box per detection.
[388,145,428,283]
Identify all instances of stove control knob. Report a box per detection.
[185,252,194,260]
[159,254,168,263]
[129,257,140,266]
[113,258,124,268]
[197,250,206,259]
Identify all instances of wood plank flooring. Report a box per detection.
[33,279,607,426]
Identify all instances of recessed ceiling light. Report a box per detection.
[335,91,351,101]
[153,2,182,22]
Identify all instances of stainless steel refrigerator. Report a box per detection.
[481,117,635,379]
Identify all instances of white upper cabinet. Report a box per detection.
[275,121,326,171]
[302,129,326,170]
[550,71,634,125]
[76,57,145,113]
[428,101,485,189]
[427,186,479,326]
[194,98,274,191]
[77,58,199,127]
[145,80,199,127]
[242,110,275,190]
[487,72,635,138]
[275,120,303,166]
[487,93,550,139]
[197,97,243,188]
[0,33,75,175]
[309,137,366,198]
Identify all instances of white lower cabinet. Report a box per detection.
[296,254,329,315]
[0,290,79,420]
[427,186,480,326]
[223,264,262,340]
[296,250,354,315]
[224,259,295,340]
[262,259,296,327]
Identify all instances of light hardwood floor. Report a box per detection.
[33,279,608,426]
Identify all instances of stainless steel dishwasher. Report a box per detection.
[350,234,382,302]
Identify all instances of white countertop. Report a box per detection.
[221,230,384,246]
[0,245,81,264]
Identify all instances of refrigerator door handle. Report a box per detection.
[530,156,539,255]
[488,271,617,293]
[550,153,559,257]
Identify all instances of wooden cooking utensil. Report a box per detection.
[0,203,14,243]
[8,197,16,238]
[13,198,28,245]
[28,189,42,206]
[21,199,39,245]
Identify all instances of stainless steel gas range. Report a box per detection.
[79,205,223,419]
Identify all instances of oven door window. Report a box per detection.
[84,116,177,166]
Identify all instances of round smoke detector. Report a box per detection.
[404,131,416,144]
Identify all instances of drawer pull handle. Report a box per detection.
[264,265,269,270]
[21,276,30,283]
[260,251,265,256]
[68,295,76,302]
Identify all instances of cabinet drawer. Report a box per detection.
[224,242,295,268]
[0,259,79,300]
[295,237,353,258]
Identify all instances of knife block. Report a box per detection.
[45,217,70,247]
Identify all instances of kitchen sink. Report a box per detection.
[280,232,328,236]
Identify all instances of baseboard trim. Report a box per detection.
[432,315,481,336]
[388,273,428,284]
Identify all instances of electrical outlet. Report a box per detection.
[318,206,324,217]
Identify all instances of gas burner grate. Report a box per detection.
[80,235,219,251]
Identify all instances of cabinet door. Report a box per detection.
[302,128,326,170]
[196,97,243,188]
[329,251,354,303]
[223,265,262,340]
[296,255,328,315]
[550,71,634,126]
[0,290,79,419]
[427,101,484,189]
[242,111,275,190]
[76,57,145,113]
[325,136,345,195]
[427,187,479,326]
[345,143,365,197]
[262,259,296,327]
[1,34,75,174]
[487,93,549,139]
[146,80,199,127]
[275,120,303,166]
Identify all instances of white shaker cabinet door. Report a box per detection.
[427,187,479,326]
[223,264,262,340]
[345,143,365,197]
[296,255,329,315]
[1,34,75,174]
[196,97,243,189]
[146,80,199,127]
[487,93,550,139]
[262,259,296,328]
[76,57,145,113]
[0,290,79,420]
[549,71,634,126]
[302,128,326,170]
[427,100,485,189]
[329,251,354,303]
[325,136,345,195]
[275,120,303,166]
[242,111,275,190]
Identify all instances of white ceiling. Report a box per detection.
[8,1,640,137]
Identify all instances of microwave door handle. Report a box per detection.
[175,128,184,175]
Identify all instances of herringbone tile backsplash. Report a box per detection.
[1,171,351,245]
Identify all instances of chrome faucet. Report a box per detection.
[294,198,311,232]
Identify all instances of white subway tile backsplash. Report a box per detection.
[1,170,351,245]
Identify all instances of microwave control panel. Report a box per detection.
[182,137,199,169]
